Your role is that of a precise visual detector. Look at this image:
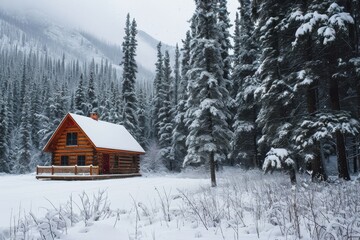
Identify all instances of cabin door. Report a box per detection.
[102,154,110,174]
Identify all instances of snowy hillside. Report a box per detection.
[0,10,174,79]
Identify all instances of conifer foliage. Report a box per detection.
[184,0,232,187]
[121,14,139,139]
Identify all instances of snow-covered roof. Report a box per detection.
[68,113,145,153]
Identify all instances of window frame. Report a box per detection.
[77,155,86,166]
[66,132,78,146]
[61,156,69,166]
[114,155,119,168]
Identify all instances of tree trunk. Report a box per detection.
[210,151,216,187]
[353,137,358,173]
[329,78,351,180]
[252,107,258,168]
[307,86,328,181]
[289,167,297,184]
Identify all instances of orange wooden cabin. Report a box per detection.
[37,113,145,180]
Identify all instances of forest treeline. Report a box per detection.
[0,0,359,184]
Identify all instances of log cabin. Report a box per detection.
[38,112,145,180]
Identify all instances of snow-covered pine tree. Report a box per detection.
[137,88,147,147]
[158,51,174,170]
[152,42,164,140]
[217,0,232,93]
[230,0,260,168]
[184,0,232,187]
[51,83,68,128]
[173,44,181,108]
[109,81,122,124]
[288,0,329,181]
[291,0,357,180]
[17,94,32,174]
[0,100,9,173]
[172,33,191,170]
[322,1,356,180]
[87,63,98,115]
[37,76,53,151]
[74,73,87,115]
[121,14,139,138]
[253,0,298,182]
[30,83,41,149]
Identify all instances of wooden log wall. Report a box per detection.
[97,152,140,174]
[111,153,140,174]
[53,126,95,166]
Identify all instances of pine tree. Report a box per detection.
[74,73,87,115]
[172,32,191,170]
[290,0,357,180]
[0,100,9,173]
[109,82,122,124]
[217,0,232,92]
[137,88,147,147]
[17,95,32,174]
[185,0,232,187]
[121,14,139,138]
[30,83,41,149]
[173,44,181,107]
[230,0,260,168]
[253,0,298,183]
[87,66,98,115]
[158,51,174,170]
[152,42,164,140]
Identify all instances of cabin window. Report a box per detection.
[66,132,77,146]
[77,155,85,166]
[114,156,119,168]
[61,156,69,166]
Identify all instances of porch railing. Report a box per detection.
[36,165,99,176]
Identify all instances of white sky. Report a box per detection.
[0,0,239,46]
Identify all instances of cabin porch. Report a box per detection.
[36,165,141,180]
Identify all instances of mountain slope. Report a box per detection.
[0,10,174,81]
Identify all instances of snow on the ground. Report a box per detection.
[0,169,359,240]
[0,173,208,227]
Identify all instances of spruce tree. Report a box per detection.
[137,88,147,147]
[158,51,174,170]
[173,44,181,107]
[152,42,164,140]
[0,100,9,173]
[217,0,232,92]
[121,14,139,138]
[230,0,260,168]
[88,67,98,115]
[253,0,298,183]
[17,95,32,174]
[75,73,87,115]
[172,32,191,170]
[184,0,232,187]
[291,0,357,180]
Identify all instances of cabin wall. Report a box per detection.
[97,152,140,174]
[53,126,95,166]
[111,153,140,174]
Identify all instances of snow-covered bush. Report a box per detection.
[262,148,294,173]
[140,141,167,173]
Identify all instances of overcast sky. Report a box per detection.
[0,0,240,46]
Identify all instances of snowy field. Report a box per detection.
[0,169,359,240]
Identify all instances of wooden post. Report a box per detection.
[51,165,54,175]
[36,166,39,175]
[75,165,78,175]
[90,165,93,175]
